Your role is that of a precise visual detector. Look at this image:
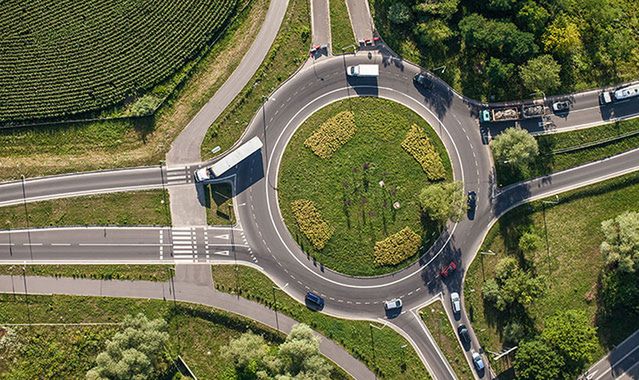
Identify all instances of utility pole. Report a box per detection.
[21,175,33,261]
[272,286,279,331]
[6,221,12,256]
[168,266,180,354]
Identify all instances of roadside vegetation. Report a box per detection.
[211,265,431,379]
[420,301,473,380]
[494,118,639,186]
[370,0,639,101]
[0,294,347,379]
[0,190,171,228]
[464,171,639,378]
[0,0,268,180]
[330,0,356,51]
[0,265,173,282]
[201,0,311,159]
[278,98,452,276]
[204,182,235,225]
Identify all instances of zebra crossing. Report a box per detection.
[160,227,244,262]
[165,165,193,185]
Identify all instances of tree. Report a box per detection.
[482,257,545,311]
[516,1,550,35]
[221,332,270,377]
[86,314,169,380]
[600,211,639,272]
[514,339,564,380]
[414,0,459,18]
[492,127,539,168]
[519,230,542,262]
[541,310,598,373]
[599,269,639,315]
[520,54,562,94]
[486,57,515,100]
[414,19,453,48]
[388,3,411,25]
[278,324,332,378]
[544,14,583,56]
[503,321,527,344]
[418,181,465,223]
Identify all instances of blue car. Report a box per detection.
[305,291,324,310]
[472,352,485,372]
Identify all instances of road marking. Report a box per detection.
[214,251,230,256]
[78,243,161,247]
[171,231,193,236]
[0,243,15,246]
[594,344,639,380]
[214,234,229,239]
[51,243,71,246]
[23,243,43,246]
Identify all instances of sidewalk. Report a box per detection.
[0,265,374,380]
[344,0,373,42]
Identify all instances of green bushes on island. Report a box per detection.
[304,111,356,159]
[374,227,422,266]
[290,200,334,249]
[401,124,446,181]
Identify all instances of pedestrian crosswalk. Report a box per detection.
[161,227,245,262]
[165,165,193,185]
[172,228,198,261]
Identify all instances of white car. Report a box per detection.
[384,298,402,311]
[450,292,461,313]
[472,351,485,372]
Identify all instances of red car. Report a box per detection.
[440,260,457,277]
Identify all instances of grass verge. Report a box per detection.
[0,190,171,228]
[0,293,348,379]
[201,0,310,159]
[0,0,269,180]
[0,265,173,282]
[330,0,356,51]
[464,171,639,377]
[495,118,639,186]
[211,265,431,379]
[204,182,235,225]
[420,301,473,380]
[278,98,452,276]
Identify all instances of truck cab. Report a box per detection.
[194,167,213,182]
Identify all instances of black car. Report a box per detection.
[458,324,471,347]
[305,291,325,310]
[413,73,432,89]
[467,191,477,211]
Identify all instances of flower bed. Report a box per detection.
[304,111,356,158]
[290,200,334,249]
[401,124,446,181]
[373,227,422,266]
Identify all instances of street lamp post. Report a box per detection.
[369,324,377,375]
[6,221,12,256]
[271,283,288,332]
[168,266,180,354]
[541,197,559,279]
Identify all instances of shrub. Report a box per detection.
[304,111,356,159]
[290,200,334,249]
[374,227,422,266]
[401,124,446,181]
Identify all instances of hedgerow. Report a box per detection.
[290,200,334,250]
[304,111,356,158]
[374,227,422,266]
[401,124,446,181]
[0,0,237,122]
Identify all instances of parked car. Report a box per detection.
[413,73,432,89]
[450,292,461,313]
[305,291,325,310]
[384,298,403,311]
[458,324,470,346]
[440,260,457,278]
[552,100,570,112]
[472,351,485,372]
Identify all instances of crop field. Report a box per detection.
[0,0,237,122]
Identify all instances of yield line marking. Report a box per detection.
[51,243,71,246]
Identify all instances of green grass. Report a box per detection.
[329,0,356,51]
[201,0,310,159]
[204,182,235,225]
[496,118,639,186]
[0,0,269,180]
[278,98,452,276]
[0,190,170,228]
[0,265,173,282]
[211,265,431,379]
[464,171,639,378]
[420,301,473,380]
[0,294,349,380]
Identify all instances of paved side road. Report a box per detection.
[310,0,331,49]
[345,0,373,42]
[584,329,639,380]
[0,265,375,380]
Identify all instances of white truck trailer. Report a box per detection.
[600,83,639,104]
[195,136,263,182]
[346,64,379,77]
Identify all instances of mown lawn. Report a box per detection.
[204,182,235,225]
[464,171,639,377]
[420,301,473,380]
[211,265,431,379]
[201,0,310,159]
[330,0,355,51]
[0,0,269,180]
[278,98,452,276]
[0,265,173,282]
[0,190,171,228]
[0,294,349,380]
[496,118,639,186]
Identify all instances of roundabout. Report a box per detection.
[278,97,453,276]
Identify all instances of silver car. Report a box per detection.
[450,292,461,313]
[384,298,402,311]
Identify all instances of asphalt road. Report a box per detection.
[583,329,639,380]
[1,50,639,379]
